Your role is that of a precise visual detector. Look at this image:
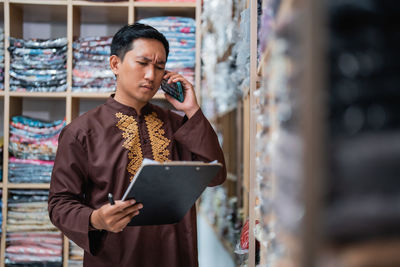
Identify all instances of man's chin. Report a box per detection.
[139,93,157,103]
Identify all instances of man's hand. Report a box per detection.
[163,71,200,119]
[90,199,143,233]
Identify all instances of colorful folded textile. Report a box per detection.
[0,27,4,90]
[5,190,62,265]
[9,157,53,183]
[8,37,67,92]
[6,231,62,265]
[9,116,65,161]
[69,240,84,267]
[72,36,115,92]
[138,16,196,85]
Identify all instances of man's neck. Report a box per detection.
[114,92,147,116]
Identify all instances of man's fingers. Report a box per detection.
[119,210,141,227]
[168,74,183,84]
[114,199,136,208]
[110,210,140,233]
[122,203,143,215]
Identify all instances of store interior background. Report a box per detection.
[0,0,398,266]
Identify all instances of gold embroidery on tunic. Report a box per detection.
[115,112,143,181]
[144,112,170,162]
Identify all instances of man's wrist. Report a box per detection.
[184,106,200,119]
[89,210,101,231]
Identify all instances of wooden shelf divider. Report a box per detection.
[0,1,201,266]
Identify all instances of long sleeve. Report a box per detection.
[48,127,105,255]
[173,108,227,186]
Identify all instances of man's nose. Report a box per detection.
[144,66,155,81]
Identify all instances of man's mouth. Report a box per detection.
[140,84,154,90]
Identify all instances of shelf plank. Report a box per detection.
[9,92,68,98]
[8,183,50,189]
[70,91,166,99]
[71,92,114,99]
[9,0,67,5]
[134,1,196,8]
[72,0,129,7]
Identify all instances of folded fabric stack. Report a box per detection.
[0,137,3,182]
[8,37,67,92]
[0,27,4,90]
[69,240,84,267]
[9,157,53,183]
[9,116,65,162]
[5,190,62,266]
[138,17,196,85]
[72,36,115,92]
[0,190,2,233]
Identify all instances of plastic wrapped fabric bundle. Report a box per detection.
[0,137,3,182]
[8,37,67,92]
[69,240,84,267]
[9,37,67,49]
[0,190,2,233]
[6,232,62,266]
[138,16,196,85]
[9,157,53,183]
[9,116,65,161]
[0,27,4,90]
[5,190,62,266]
[72,36,116,92]
[201,0,247,118]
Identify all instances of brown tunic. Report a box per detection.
[48,96,226,267]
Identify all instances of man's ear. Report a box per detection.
[110,55,120,76]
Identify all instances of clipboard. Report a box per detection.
[121,159,222,226]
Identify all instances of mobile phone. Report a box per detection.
[160,79,184,103]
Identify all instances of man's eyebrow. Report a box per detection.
[137,56,166,65]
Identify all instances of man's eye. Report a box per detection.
[138,62,147,65]
[156,66,165,70]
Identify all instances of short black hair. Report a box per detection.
[111,23,169,61]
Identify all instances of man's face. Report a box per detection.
[112,38,167,105]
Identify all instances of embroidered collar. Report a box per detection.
[106,94,153,117]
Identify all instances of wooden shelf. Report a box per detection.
[71,92,113,99]
[72,1,129,7]
[9,0,67,5]
[0,1,202,266]
[73,5,128,24]
[70,91,165,100]
[7,183,50,189]
[9,3,68,25]
[257,45,271,76]
[134,2,196,8]
[9,92,68,98]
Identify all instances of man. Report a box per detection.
[48,23,226,266]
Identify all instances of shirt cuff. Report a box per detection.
[173,108,205,144]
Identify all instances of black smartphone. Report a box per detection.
[160,79,184,103]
